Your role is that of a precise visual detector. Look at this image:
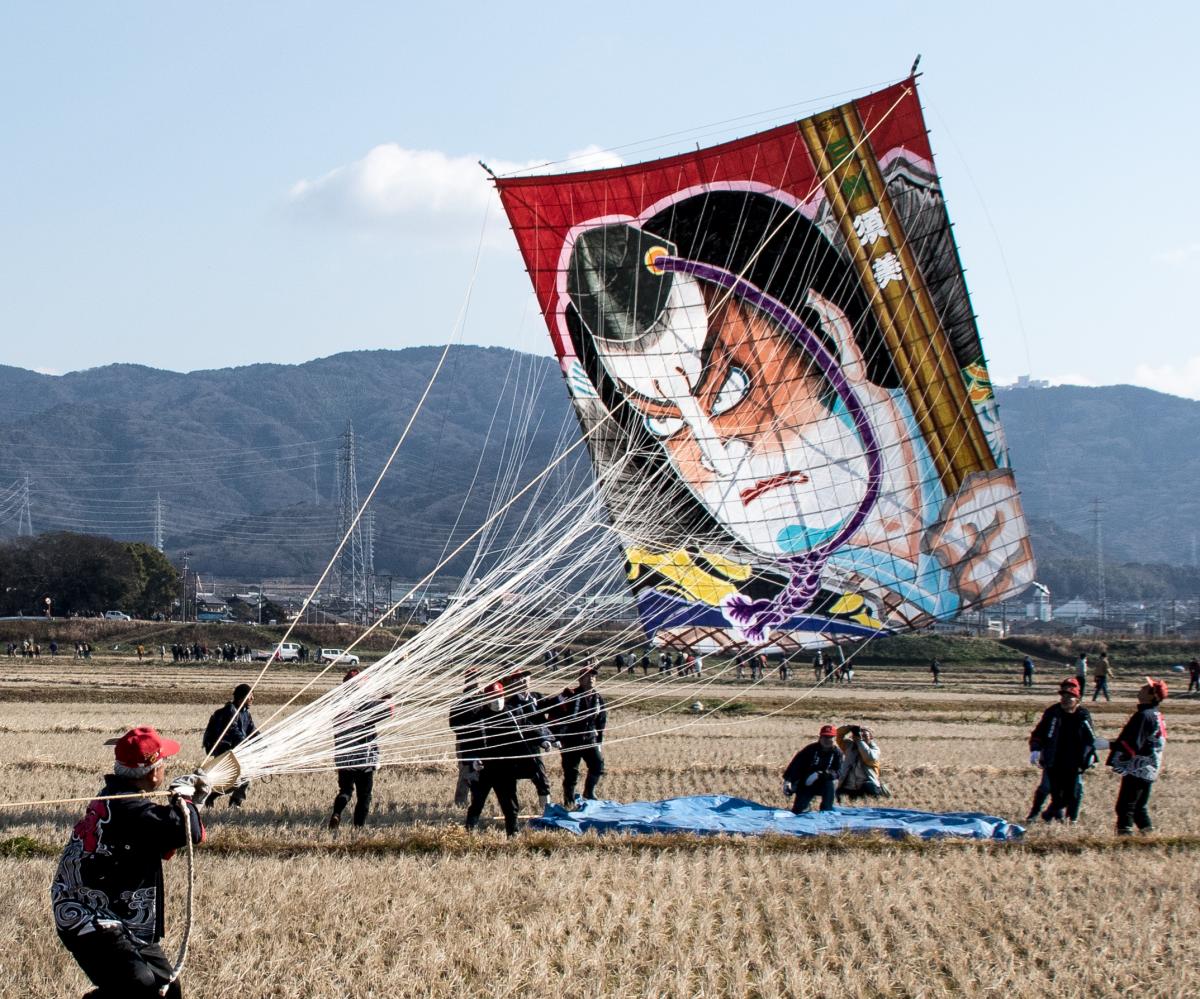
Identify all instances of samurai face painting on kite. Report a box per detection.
[498,81,1035,651]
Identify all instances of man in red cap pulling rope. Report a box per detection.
[783,724,844,813]
[50,726,208,998]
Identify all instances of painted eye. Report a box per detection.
[710,367,749,417]
[644,413,685,438]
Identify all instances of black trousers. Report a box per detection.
[561,746,604,802]
[792,775,837,813]
[465,765,519,836]
[205,781,249,808]
[62,929,182,998]
[518,755,551,797]
[332,768,375,826]
[1027,769,1051,819]
[1043,769,1083,822]
[1115,775,1154,833]
[837,783,884,803]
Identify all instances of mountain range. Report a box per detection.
[0,349,1196,600]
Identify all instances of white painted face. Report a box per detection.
[595,279,870,558]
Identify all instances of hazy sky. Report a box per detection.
[3,3,1198,396]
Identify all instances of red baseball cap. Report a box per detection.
[1059,678,1081,695]
[1144,677,1169,702]
[484,681,504,695]
[343,668,361,683]
[114,727,181,771]
[819,724,837,738]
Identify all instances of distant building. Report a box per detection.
[195,596,234,622]
[1052,597,1100,623]
[1025,588,1052,622]
[1011,375,1050,389]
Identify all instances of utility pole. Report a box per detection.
[1092,498,1106,630]
[180,551,193,622]
[365,508,376,616]
[313,445,320,506]
[153,493,165,551]
[332,421,367,623]
[17,476,33,537]
[258,580,264,625]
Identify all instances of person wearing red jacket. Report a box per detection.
[51,726,207,998]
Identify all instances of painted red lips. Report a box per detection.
[739,471,809,506]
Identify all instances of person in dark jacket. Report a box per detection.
[51,726,207,999]
[1107,677,1168,835]
[1022,656,1035,687]
[503,669,556,811]
[1028,677,1097,823]
[465,681,544,837]
[329,669,392,830]
[201,683,257,807]
[783,724,844,813]
[448,670,483,807]
[547,667,607,804]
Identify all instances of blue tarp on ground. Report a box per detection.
[531,795,1023,841]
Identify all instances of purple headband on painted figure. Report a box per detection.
[644,254,883,642]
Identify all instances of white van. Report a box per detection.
[252,642,302,662]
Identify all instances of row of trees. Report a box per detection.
[0,532,180,618]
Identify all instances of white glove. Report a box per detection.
[783,782,794,796]
[805,772,819,786]
[1093,737,1110,750]
[168,771,211,807]
[471,759,484,772]
[1029,751,1041,766]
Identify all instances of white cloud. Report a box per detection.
[1132,356,1200,400]
[287,143,622,243]
[1155,242,1200,266]
[1044,372,1099,387]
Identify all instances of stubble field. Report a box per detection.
[1,653,1197,997]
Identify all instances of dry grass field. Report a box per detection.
[1,651,1198,997]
